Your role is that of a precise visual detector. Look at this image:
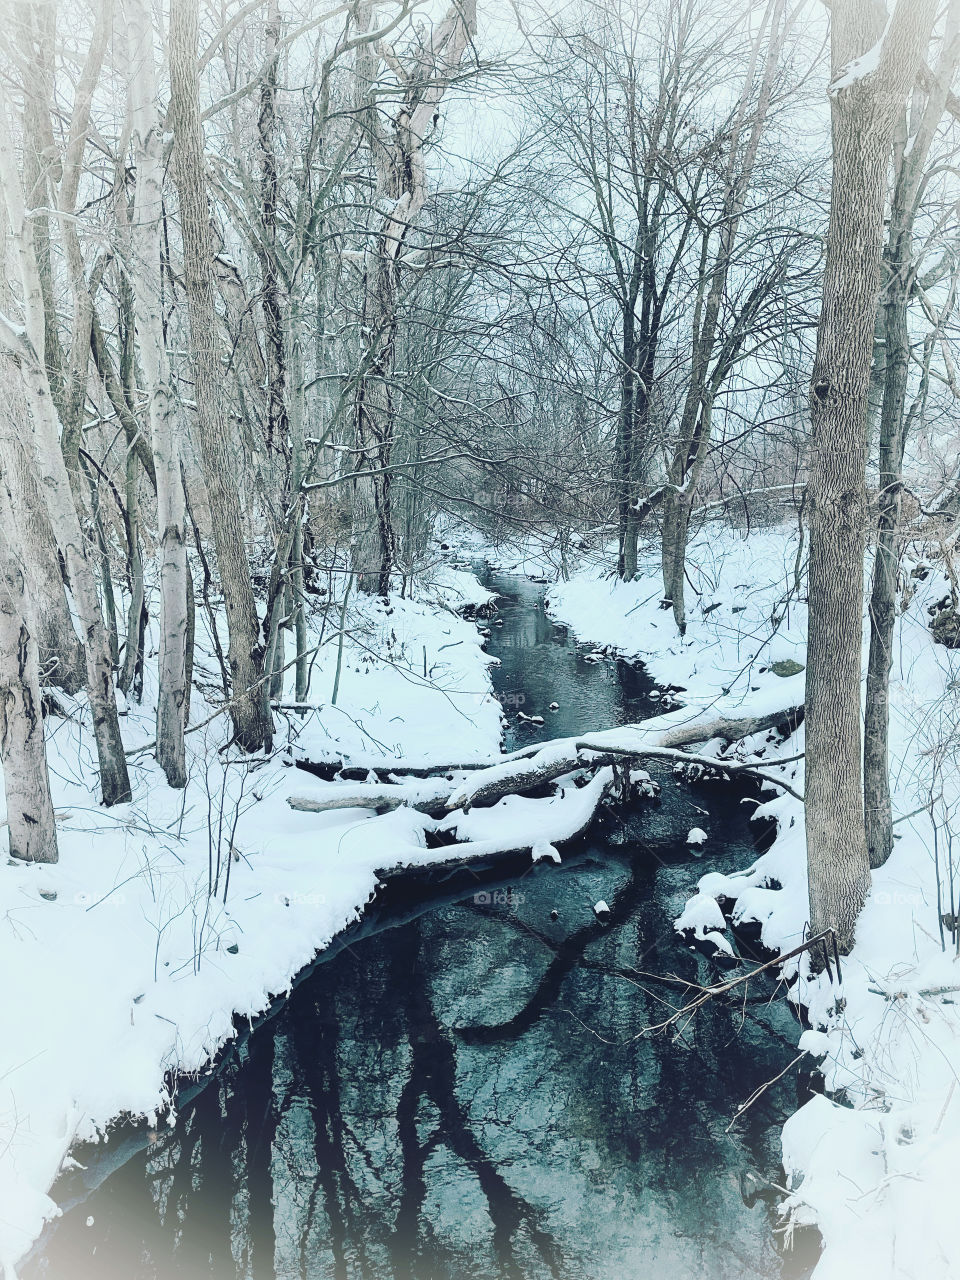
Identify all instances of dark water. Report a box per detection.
[28,569,814,1280]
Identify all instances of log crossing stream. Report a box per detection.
[28,568,817,1280]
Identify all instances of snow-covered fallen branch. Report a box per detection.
[290,705,804,829]
[373,769,613,878]
[445,705,804,810]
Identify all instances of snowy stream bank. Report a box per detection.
[25,560,811,1280]
[0,566,503,1274]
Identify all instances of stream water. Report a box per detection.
[28,569,816,1280]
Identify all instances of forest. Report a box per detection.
[0,0,959,1277]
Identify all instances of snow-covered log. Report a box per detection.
[287,775,457,819]
[373,771,613,880]
[300,704,803,786]
[445,705,804,810]
[291,704,805,828]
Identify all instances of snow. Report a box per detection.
[674,891,726,937]
[797,1030,831,1058]
[537,521,960,1280]
[0,569,504,1273]
[686,826,708,846]
[828,12,892,96]
[546,526,808,710]
[433,769,612,862]
[9,517,960,1277]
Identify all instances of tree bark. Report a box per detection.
[16,0,66,411]
[0,501,58,863]
[0,367,83,692]
[168,0,273,753]
[806,0,936,949]
[125,0,191,784]
[0,94,131,806]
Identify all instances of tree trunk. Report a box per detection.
[616,319,641,581]
[0,507,58,863]
[0,370,83,692]
[126,0,191,784]
[16,0,66,411]
[0,102,131,806]
[864,249,909,870]
[168,0,273,754]
[257,0,287,455]
[119,446,148,701]
[353,256,399,596]
[805,0,936,949]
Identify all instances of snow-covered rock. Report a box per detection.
[674,892,726,938]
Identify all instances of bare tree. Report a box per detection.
[0,85,131,806]
[351,0,477,594]
[169,0,274,753]
[805,0,937,951]
[518,0,815,608]
[658,0,796,632]
[125,0,191,785]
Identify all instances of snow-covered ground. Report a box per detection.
[0,563,503,1275]
[543,523,960,1280]
[7,525,959,1279]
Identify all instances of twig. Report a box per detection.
[635,929,837,1039]
[726,1052,806,1131]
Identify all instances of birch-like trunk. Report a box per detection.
[0,93,131,806]
[125,0,190,785]
[806,0,936,950]
[169,0,273,754]
[0,503,58,863]
[0,367,83,692]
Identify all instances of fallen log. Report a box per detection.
[287,775,458,819]
[295,753,534,782]
[289,704,805,819]
[447,706,804,810]
[632,706,803,751]
[373,769,613,879]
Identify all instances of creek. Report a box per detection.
[27,568,817,1280]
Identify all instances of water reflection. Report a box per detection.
[28,569,813,1280]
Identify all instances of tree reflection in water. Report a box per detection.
[32,821,809,1280]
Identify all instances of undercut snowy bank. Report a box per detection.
[0,567,503,1275]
